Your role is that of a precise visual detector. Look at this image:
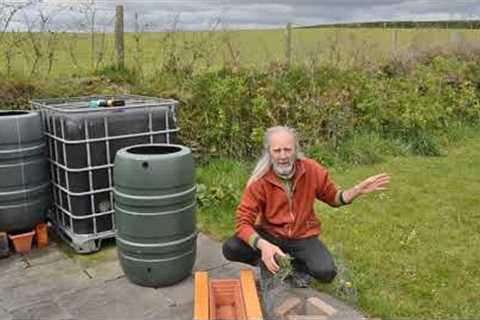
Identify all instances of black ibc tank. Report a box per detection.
[0,111,50,233]
[114,144,196,287]
[49,107,176,235]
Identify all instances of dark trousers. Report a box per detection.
[222,230,337,283]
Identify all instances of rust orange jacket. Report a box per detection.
[235,158,339,244]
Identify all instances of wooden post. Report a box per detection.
[285,22,292,67]
[134,11,139,33]
[391,29,398,57]
[115,5,125,69]
[90,6,96,70]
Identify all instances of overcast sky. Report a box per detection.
[3,0,480,31]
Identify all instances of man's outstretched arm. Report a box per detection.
[338,173,390,205]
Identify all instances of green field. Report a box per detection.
[197,129,480,319]
[1,27,479,77]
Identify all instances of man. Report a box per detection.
[222,126,390,287]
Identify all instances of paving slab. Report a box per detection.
[83,259,125,282]
[8,299,74,320]
[143,301,194,320]
[260,285,366,320]
[22,243,68,267]
[297,289,365,320]
[0,306,13,320]
[0,262,89,311]
[193,233,229,271]
[0,253,28,275]
[0,232,365,320]
[56,280,166,320]
[55,284,121,320]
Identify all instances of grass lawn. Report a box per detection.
[196,132,480,319]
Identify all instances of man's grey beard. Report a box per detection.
[272,158,296,178]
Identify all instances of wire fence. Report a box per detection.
[1,1,479,78]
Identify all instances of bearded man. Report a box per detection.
[222,126,390,287]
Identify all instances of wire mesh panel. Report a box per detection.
[32,95,179,253]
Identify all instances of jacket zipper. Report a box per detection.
[288,180,300,238]
[267,165,304,239]
[283,183,295,238]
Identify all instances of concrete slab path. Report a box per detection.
[0,233,365,320]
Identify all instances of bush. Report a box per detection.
[2,49,480,164]
[94,65,140,84]
[177,55,480,161]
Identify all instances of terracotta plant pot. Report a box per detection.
[9,230,35,254]
[35,223,49,249]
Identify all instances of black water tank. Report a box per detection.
[33,95,179,253]
[114,144,196,287]
[0,111,50,233]
[50,108,176,235]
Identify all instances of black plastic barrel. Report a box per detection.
[0,111,50,233]
[114,144,196,287]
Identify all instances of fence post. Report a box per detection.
[90,6,95,70]
[134,12,139,33]
[115,5,125,69]
[285,22,292,66]
[391,29,398,57]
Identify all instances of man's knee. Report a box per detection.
[222,237,246,261]
[309,266,337,283]
[222,237,236,261]
[222,236,258,265]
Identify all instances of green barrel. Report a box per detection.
[113,144,196,287]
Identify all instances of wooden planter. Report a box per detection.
[194,269,263,320]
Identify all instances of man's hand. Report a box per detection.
[257,238,286,274]
[343,173,390,203]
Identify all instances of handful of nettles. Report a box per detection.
[272,253,294,284]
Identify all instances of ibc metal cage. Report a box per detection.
[32,95,179,253]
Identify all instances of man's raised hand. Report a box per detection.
[356,173,390,195]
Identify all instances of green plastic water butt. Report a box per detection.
[113,144,196,287]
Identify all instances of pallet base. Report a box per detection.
[54,224,114,253]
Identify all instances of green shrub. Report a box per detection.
[94,65,140,84]
[177,59,479,161]
[401,129,443,156]
[2,50,480,164]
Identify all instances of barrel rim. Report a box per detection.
[0,110,37,117]
[127,145,183,155]
[116,143,191,160]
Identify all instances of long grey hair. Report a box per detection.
[247,126,305,186]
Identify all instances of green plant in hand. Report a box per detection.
[272,253,294,284]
